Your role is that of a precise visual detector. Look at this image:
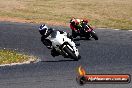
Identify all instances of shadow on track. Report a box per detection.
[41,59,77,63]
[73,37,91,41]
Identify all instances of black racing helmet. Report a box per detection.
[39,24,48,35]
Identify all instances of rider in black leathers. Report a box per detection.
[39,24,73,57]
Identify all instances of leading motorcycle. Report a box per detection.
[47,30,81,61]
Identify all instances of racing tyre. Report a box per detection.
[63,45,79,61]
[91,31,98,40]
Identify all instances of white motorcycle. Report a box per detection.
[47,30,81,61]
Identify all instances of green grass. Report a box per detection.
[0,0,131,29]
[0,49,37,65]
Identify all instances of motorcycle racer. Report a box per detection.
[39,24,73,57]
[70,17,88,38]
[39,24,53,49]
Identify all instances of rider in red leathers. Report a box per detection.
[70,17,88,38]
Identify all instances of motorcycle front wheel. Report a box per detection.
[63,45,80,61]
[91,31,98,40]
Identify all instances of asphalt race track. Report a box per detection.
[0,22,132,88]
